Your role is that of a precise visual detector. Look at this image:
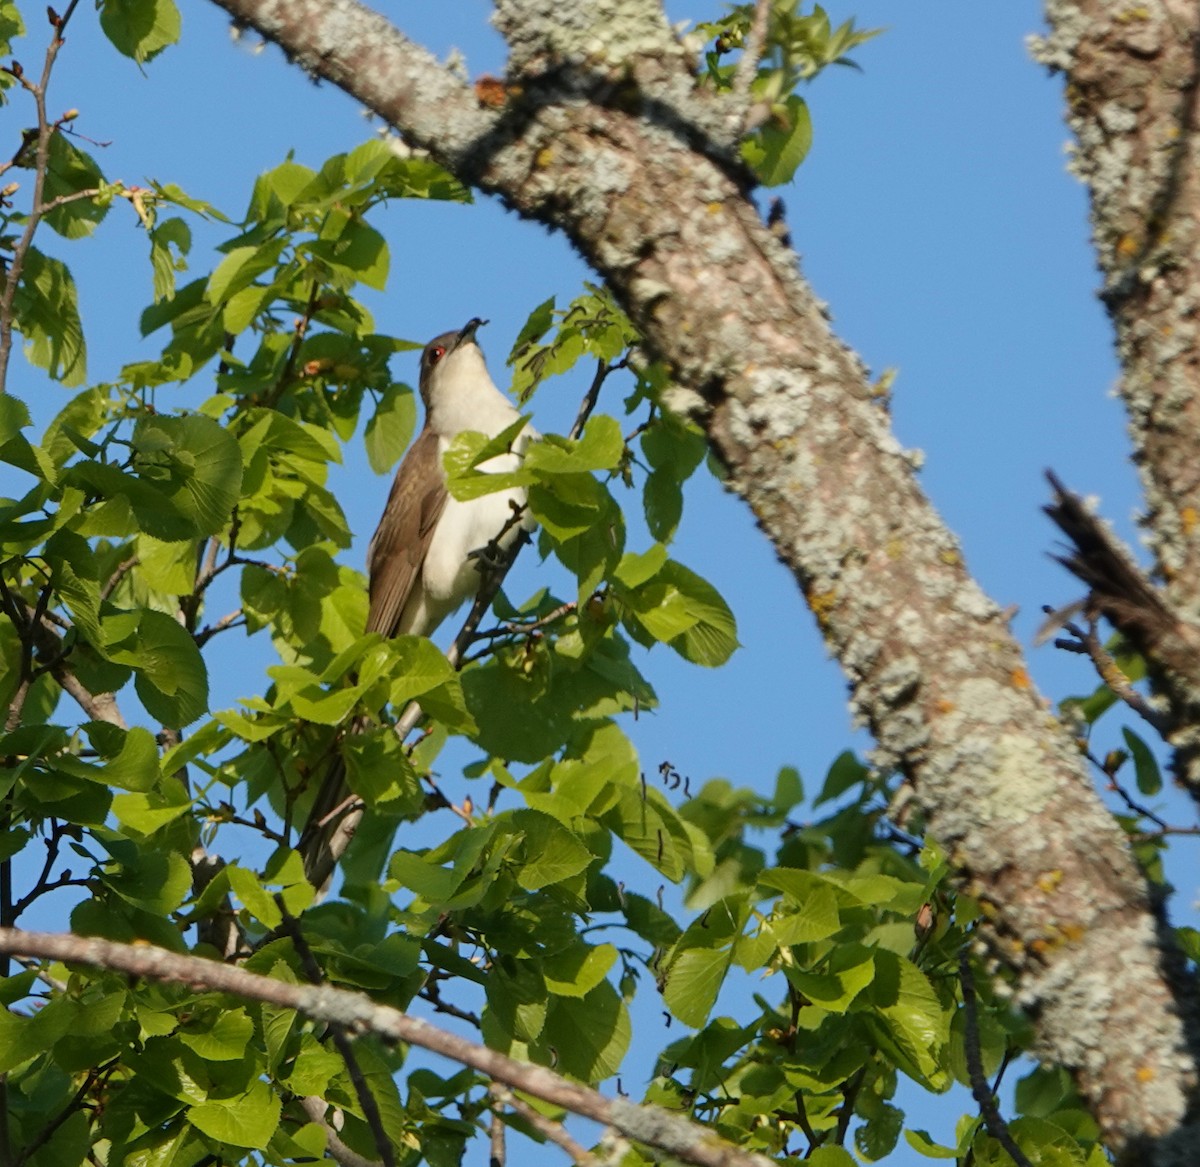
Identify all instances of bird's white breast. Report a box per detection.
[418,363,535,623]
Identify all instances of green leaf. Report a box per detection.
[149,216,193,302]
[99,0,181,63]
[364,384,417,473]
[179,1008,255,1060]
[510,296,557,354]
[643,469,683,542]
[532,980,630,1083]
[135,533,198,594]
[40,132,108,239]
[90,725,162,792]
[785,950,874,1013]
[742,94,813,186]
[0,2,24,63]
[524,415,624,475]
[862,950,952,1092]
[0,394,31,443]
[227,863,282,928]
[816,750,869,805]
[543,942,618,999]
[808,1147,858,1167]
[103,846,191,914]
[12,247,86,384]
[855,1101,903,1160]
[509,809,593,890]
[1122,727,1161,796]
[104,608,209,728]
[662,945,731,1028]
[187,1080,281,1149]
[132,412,244,537]
[619,559,738,666]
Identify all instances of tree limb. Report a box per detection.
[0,927,775,1167]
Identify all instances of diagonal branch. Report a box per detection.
[0,927,774,1167]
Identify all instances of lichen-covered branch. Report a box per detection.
[202,0,1199,1150]
[0,928,774,1167]
[1033,6,1200,773]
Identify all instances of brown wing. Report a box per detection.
[365,427,448,636]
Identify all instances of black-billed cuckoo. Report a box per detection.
[299,318,532,887]
[365,316,532,637]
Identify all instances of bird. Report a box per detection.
[365,316,533,638]
[298,317,533,887]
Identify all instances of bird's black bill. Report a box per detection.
[457,317,488,346]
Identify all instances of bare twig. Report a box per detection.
[100,556,139,602]
[1047,610,1169,736]
[0,927,776,1167]
[0,0,83,392]
[276,899,396,1167]
[419,973,481,1028]
[298,1095,383,1167]
[194,610,246,647]
[489,1102,506,1167]
[959,951,1033,1167]
[491,1084,599,1166]
[732,0,772,102]
[13,1057,117,1167]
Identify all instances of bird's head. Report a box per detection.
[418,317,490,413]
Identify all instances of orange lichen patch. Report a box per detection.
[934,698,955,715]
[1059,922,1086,944]
[1116,233,1140,257]
[1136,1065,1156,1083]
[807,588,838,627]
[1036,869,1064,894]
[1181,506,1198,535]
[535,147,555,169]
[1011,667,1031,689]
[474,75,510,108]
[707,202,723,214]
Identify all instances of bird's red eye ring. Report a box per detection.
[429,345,447,364]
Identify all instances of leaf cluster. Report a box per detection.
[695,1,881,185]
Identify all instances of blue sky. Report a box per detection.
[7,0,1195,1160]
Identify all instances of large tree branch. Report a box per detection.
[0,928,773,1167]
[204,0,1199,1150]
[1033,5,1200,786]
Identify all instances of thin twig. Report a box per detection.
[733,0,772,102]
[100,556,140,602]
[13,1058,116,1167]
[298,1095,383,1167]
[194,610,246,647]
[489,1101,506,1167]
[1050,612,1168,736]
[419,974,481,1028]
[276,898,396,1167]
[268,281,322,406]
[958,951,1033,1167]
[491,1084,599,1166]
[0,0,84,392]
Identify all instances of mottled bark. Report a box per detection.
[206,0,1198,1152]
[1034,3,1200,801]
